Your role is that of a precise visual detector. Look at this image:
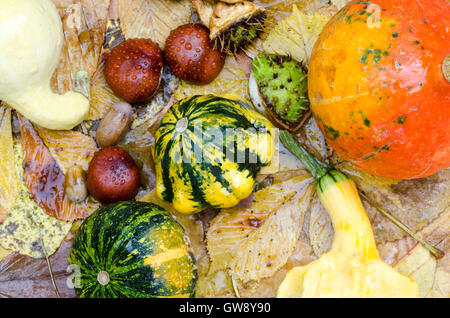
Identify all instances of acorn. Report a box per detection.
[104,38,163,103]
[164,23,225,84]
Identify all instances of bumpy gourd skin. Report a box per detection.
[153,95,276,214]
[308,0,450,179]
[0,0,89,130]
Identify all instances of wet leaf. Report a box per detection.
[19,116,100,222]
[0,142,71,258]
[35,126,98,174]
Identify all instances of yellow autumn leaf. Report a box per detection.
[35,126,98,174]
[0,106,18,223]
[394,243,450,298]
[206,173,314,282]
[0,246,11,262]
[119,0,192,47]
[0,143,71,258]
[174,57,250,101]
[262,4,333,65]
[51,0,109,94]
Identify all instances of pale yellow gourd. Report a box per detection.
[277,131,419,298]
[0,0,89,130]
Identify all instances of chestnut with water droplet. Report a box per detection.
[104,38,163,103]
[87,146,140,204]
[164,23,225,84]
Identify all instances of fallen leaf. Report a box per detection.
[395,244,437,297]
[87,55,124,121]
[51,0,109,94]
[206,173,314,282]
[0,142,71,258]
[0,106,18,223]
[262,4,334,65]
[118,0,192,47]
[0,247,11,262]
[0,240,76,298]
[35,126,98,174]
[19,115,100,222]
[335,160,450,243]
[308,193,333,257]
[174,57,250,102]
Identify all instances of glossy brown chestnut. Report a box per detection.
[104,38,163,103]
[164,24,225,84]
[87,146,140,204]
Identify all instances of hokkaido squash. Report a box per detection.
[308,0,450,179]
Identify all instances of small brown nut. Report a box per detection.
[65,165,88,203]
[96,101,133,147]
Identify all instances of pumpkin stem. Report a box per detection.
[279,130,331,181]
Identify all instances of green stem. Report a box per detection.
[279,130,331,182]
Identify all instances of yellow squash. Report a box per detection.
[277,131,418,298]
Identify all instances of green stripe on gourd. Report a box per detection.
[68,201,197,298]
[153,95,276,214]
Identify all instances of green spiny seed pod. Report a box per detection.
[249,53,310,132]
[208,1,267,55]
[213,11,267,55]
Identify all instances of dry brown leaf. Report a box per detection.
[206,173,314,283]
[118,0,192,47]
[50,0,109,93]
[335,161,450,243]
[0,106,17,223]
[308,193,333,257]
[0,240,76,298]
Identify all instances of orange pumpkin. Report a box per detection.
[308,0,450,179]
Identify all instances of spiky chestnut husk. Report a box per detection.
[249,53,310,132]
[214,11,267,55]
